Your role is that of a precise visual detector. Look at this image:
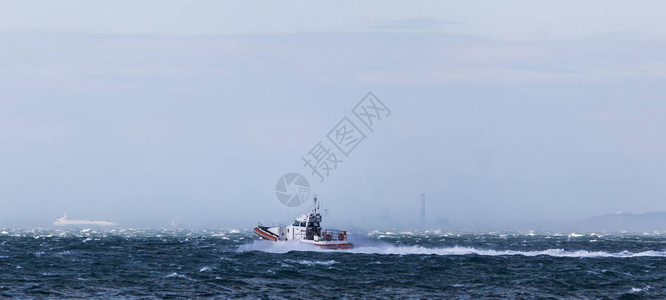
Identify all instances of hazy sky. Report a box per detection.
[1,1,666,230]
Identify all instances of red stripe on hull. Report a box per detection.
[314,243,354,249]
[253,227,277,241]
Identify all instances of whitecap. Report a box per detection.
[166,272,192,280]
[199,266,212,272]
[630,286,650,293]
[285,259,337,266]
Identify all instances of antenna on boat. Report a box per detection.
[313,194,318,214]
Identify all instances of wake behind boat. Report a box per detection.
[253,196,353,249]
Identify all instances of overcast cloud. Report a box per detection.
[1,1,665,230]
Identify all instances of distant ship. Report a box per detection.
[53,214,117,226]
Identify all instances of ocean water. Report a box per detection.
[1,229,665,299]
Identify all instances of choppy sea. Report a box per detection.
[1,228,665,299]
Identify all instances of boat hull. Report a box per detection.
[253,227,353,249]
[303,240,354,250]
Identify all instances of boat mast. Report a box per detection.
[313,195,317,215]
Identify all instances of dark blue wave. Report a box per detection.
[1,229,664,298]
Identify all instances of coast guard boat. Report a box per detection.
[253,196,353,250]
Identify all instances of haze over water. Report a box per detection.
[2,1,666,230]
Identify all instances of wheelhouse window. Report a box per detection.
[292,221,299,226]
[300,222,306,227]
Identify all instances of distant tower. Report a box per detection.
[419,194,426,228]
